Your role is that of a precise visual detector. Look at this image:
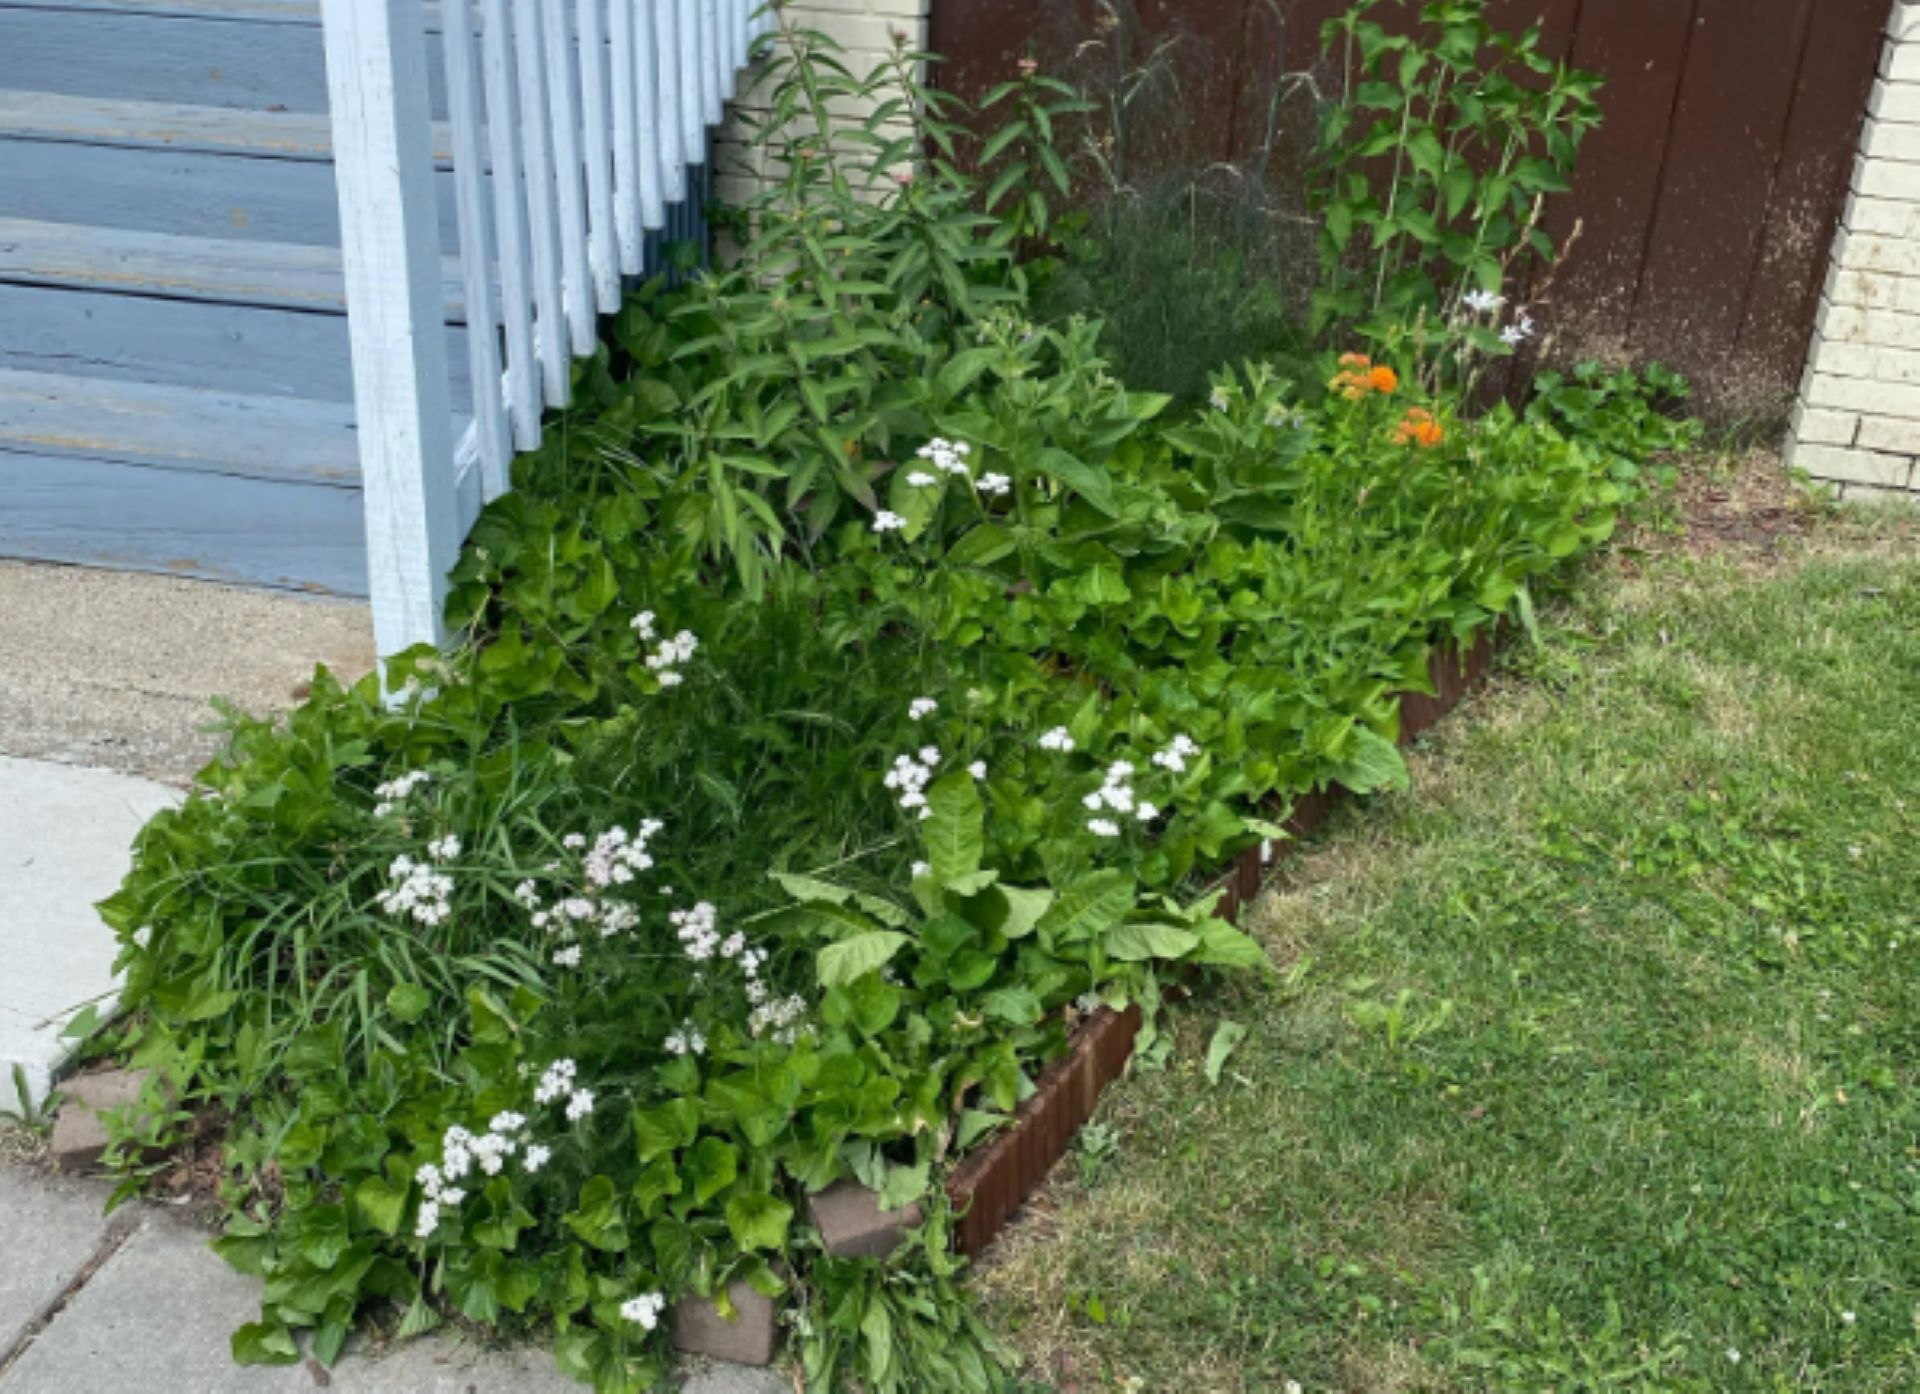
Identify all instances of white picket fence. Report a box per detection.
[319,0,764,657]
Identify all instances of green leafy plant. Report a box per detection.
[88,20,1681,1390]
[1311,0,1603,375]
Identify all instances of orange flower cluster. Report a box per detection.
[1392,406,1445,449]
[1329,352,1398,400]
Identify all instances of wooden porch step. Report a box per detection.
[0,217,467,320]
[0,366,361,487]
[0,5,446,117]
[0,90,455,164]
[0,0,321,23]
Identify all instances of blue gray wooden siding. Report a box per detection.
[0,0,710,597]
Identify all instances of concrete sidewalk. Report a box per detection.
[0,1166,785,1392]
[0,561,374,1107]
[0,564,787,1390]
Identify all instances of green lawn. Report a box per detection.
[981,473,1920,1391]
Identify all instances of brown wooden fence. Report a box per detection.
[930,0,1893,415]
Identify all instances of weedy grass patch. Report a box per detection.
[980,475,1920,1392]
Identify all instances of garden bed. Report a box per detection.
[947,631,1496,1256]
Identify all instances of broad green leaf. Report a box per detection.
[877,1161,930,1214]
[1332,726,1410,795]
[1105,921,1200,962]
[726,1192,793,1252]
[634,1098,701,1163]
[771,872,854,907]
[385,982,431,1025]
[353,1176,409,1237]
[1035,447,1118,517]
[1035,869,1135,946]
[923,772,984,884]
[687,1136,739,1205]
[1205,1021,1249,1085]
[231,1321,300,1367]
[817,931,910,988]
[1190,918,1270,970]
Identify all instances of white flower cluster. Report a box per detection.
[373,769,431,817]
[584,821,662,887]
[883,746,941,819]
[1210,386,1232,412]
[872,510,907,534]
[916,437,972,477]
[748,986,808,1044]
[426,833,461,862]
[376,854,455,926]
[664,1022,707,1057]
[1153,734,1201,774]
[1265,405,1305,430]
[644,629,699,688]
[908,696,938,720]
[1500,312,1536,347]
[531,1058,596,1123]
[1457,287,1535,346]
[968,760,987,781]
[1038,726,1076,752]
[520,824,661,963]
[620,1292,667,1330]
[977,472,1011,497]
[1082,760,1157,835]
[415,1111,537,1237]
[906,470,938,487]
[671,901,722,960]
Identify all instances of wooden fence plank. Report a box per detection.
[609,0,643,270]
[656,0,687,201]
[1536,0,1696,359]
[481,0,543,446]
[318,0,459,653]
[1736,0,1891,394]
[636,0,669,226]
[678,0,704,165]
[541,0,597,352]
[512,0,572,403]
[1628,0,1816,383]
[577,0,623,309]
[442,0,510,497]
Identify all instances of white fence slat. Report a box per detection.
[441,0,510,497]
[512,0,571,404]
[319,0,459,656]
[702,0,721,120]
[677,0,703,166]
[608,0,641,272]
[576,0,621,308]
[633,0,667,228]
[654,0,686,203]
[541,0,596,353]
[479,0,541,448]
[697,0,718,127]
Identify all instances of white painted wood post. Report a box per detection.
[319,0,458,656]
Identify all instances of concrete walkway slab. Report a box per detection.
[0,1173,789,1393]
[0,1168,116,1355]
[0,560,375,786]
[0,756,178,1107]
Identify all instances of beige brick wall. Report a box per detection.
[1789,1,1920,500]
[711,0,932,211]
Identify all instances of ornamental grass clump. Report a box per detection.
[89,9,1698,1392]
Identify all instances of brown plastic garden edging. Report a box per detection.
[944,629,1498,1257]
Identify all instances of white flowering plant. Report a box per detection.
[89,16,1679,1391]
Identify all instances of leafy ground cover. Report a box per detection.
[980,465,1920,1391]
[67,6,1706,1388]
